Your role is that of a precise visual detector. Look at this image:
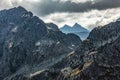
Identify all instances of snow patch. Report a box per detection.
[35,41,41,46]
[56,41,60,45]
[30,70,45,78]
[72,44,75,47]
[11,26,17,33]
[8,42,13,48]
[22,14,31,17]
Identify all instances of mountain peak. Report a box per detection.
[64,24,71,27]
[72,23,89,32]
[60,23,89,40]
[17,6,26,10]
[0,6,33,25]
[74,23,79,26]
[73,23,82,28]
[9,6,27,12]
[63,24,71,28]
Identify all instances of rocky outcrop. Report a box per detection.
[46,23,59,31]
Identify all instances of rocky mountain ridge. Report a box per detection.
[0,6,82,80]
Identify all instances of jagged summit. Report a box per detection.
[62,24,71,28]
[73,23,81,27]
[60,23,90,40]
[60,23,89,33]
[0,6,47,26]
[0,6,28,19]
[12,6,27,11]
[72,23,89,32]
[0,6,27,14]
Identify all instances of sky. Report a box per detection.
[0,0,120,30]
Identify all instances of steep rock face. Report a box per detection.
[0,6,48,80]
[63,33,82,50]
[0,6,47,58]
[88,22,120,47]
[45,30,82,50]
[69,35,120,80]
[69,20,120,69]
[0,7,82,80]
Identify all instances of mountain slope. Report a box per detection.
[88,21,120,47]
[79,36,120,80]
[0,6,82,80]
[60,24,71,33]
[57,18,120,80]
[34,18,120,80]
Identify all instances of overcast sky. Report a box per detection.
[0,0,120,30]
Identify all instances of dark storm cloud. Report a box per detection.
[32,0,120,16]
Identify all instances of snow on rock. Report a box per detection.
[11,26,18,33]
[35,41,41,46]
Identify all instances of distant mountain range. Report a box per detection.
[60,23,90,40]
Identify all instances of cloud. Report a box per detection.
[0,0,13,10]
[0,0,119,16]
[41,8,120,30]
[0,0,120,30]
[16,0,120,16]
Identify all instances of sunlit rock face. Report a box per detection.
[0,6,82,80]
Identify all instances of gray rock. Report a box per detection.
[0,6,82,80]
